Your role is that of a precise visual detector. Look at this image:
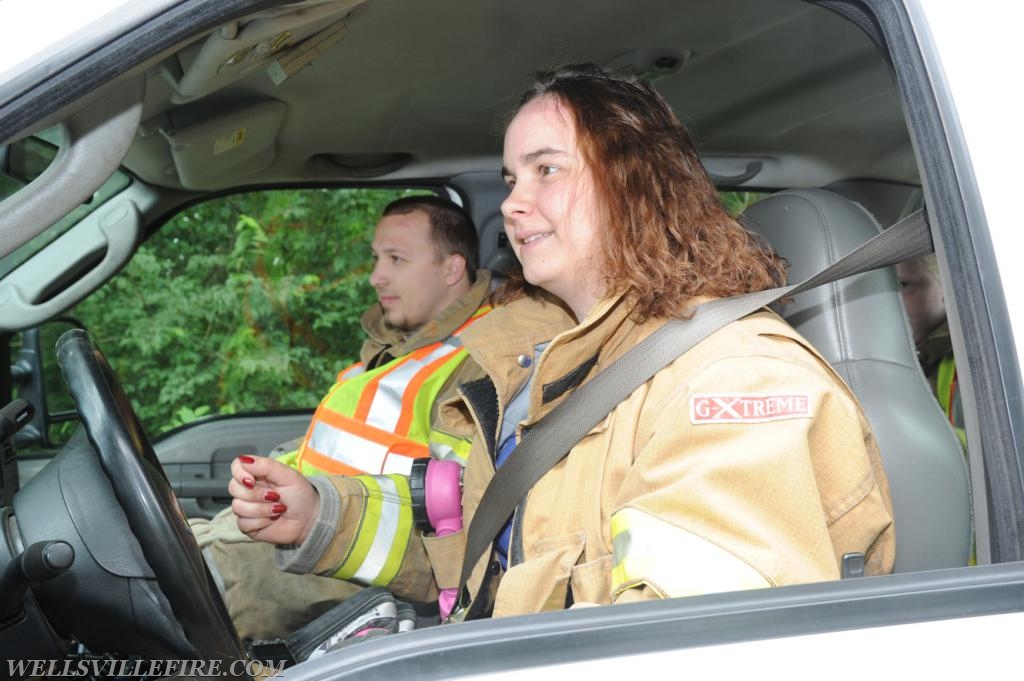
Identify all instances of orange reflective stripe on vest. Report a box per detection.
[303,408,430,475]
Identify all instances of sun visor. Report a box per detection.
[168,0,367,103]
[162,100,287,189]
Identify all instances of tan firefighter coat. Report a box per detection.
[283,292,895,618]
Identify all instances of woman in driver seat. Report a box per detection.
[229,63,895,619]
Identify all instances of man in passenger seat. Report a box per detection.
[191,195,491,641]
[895,254,965,448]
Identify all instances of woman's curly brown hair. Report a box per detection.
[494,63,785,319]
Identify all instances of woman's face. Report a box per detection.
[501,95,606,320]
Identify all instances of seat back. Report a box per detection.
[741,188,972,572]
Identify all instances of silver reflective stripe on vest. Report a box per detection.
[429,441,457,461]
[365,336,463,433]
[308,421,389,473]
[381,454,415,475]
[354,476,403,583]
[339,364,365,381]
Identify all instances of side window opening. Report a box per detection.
[14,187,436,450]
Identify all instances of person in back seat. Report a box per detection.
[896,253,965,448]
[228,63,895,621]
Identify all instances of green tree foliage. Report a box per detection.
[72,188,428,435]
[719,190,767,217]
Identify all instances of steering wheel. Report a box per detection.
[55,329,248,670]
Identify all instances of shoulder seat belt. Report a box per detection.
[454,209,933,615]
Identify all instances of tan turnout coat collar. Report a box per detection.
[358,269,492,366]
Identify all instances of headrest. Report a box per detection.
[742,188,913,368]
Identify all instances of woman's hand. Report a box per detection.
[228,455,319,545]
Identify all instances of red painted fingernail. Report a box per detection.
[271,503,287,515]
[263,490,281,502]
[269,514,281,521]
[238,455,256,464]
[242,477,255,489]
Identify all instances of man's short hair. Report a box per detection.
[382,196,480,282]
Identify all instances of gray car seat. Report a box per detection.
[741,188,972,572]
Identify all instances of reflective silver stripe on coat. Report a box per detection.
[353,476,403,583]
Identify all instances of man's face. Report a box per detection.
[896,258,946,344]
[369,210,458,331]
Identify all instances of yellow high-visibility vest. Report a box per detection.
[279,306,490,476]
[936,354,974,564]
[936,354,967,450]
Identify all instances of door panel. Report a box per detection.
[155,411,312,518]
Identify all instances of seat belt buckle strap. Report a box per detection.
[443,587,472,624]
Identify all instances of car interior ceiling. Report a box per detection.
[107,0,911,192]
